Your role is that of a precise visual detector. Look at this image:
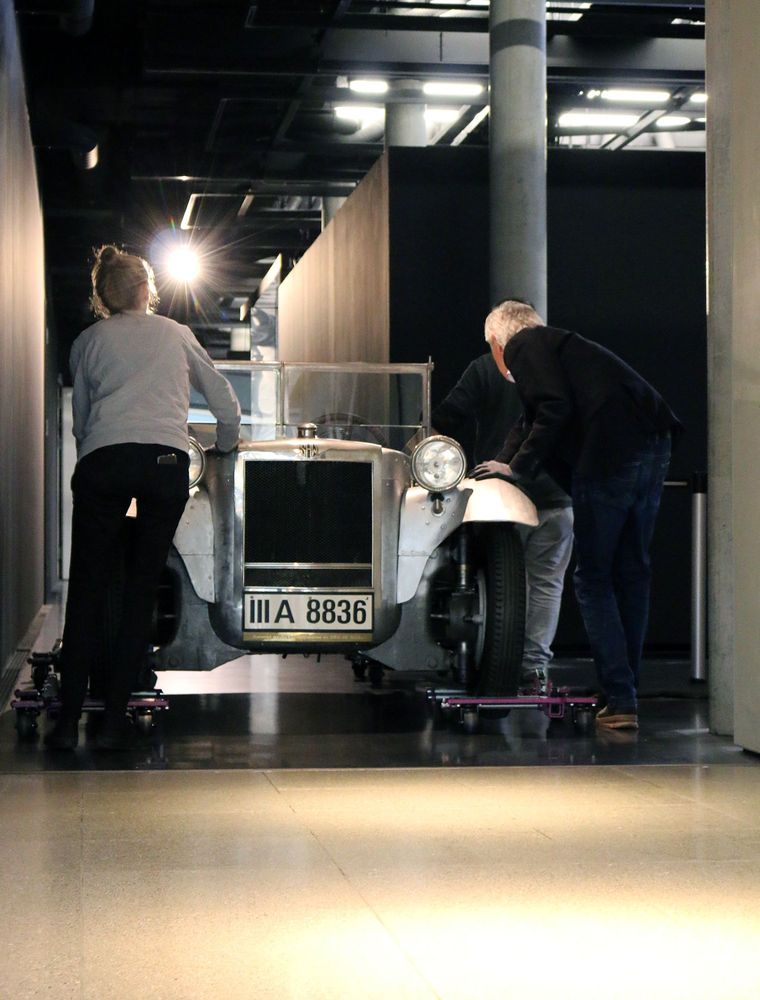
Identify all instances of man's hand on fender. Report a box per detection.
[470,460,512,480]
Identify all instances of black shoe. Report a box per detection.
[95,717,147,752]
[519,667,547,694]
[84,712,105,739]
[44,717,79,750]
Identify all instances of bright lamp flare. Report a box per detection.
[167,246,201,283]
[411,436,466,492]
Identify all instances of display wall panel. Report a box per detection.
[278,155,390,362]
[0,0,46,667]
[387,146,491,397]
[547,149,707,478]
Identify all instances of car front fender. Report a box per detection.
[461,476,538,526]
[396,478,537,604]
[172,488,215,603]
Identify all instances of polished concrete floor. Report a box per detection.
[3,605,760,998]
[5,765,760,999]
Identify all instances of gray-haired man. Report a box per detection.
[474,299,679,730]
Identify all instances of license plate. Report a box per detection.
[244,592,373,631]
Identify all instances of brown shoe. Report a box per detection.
[595,705,638,731]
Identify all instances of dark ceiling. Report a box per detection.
[15,0,705,367]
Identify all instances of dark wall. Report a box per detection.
[548,150,705,651]
[388,146,491,398]
[547,150,706,480]
[0,0,46,667]
[387,145,706,653]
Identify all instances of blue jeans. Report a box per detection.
[517,506,575,674]
[571,434,671,713]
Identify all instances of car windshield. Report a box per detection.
[189,361,431,452]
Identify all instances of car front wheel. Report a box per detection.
[432,523,526,696]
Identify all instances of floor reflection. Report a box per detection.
[1,623,742,773]
[1,682,743,774]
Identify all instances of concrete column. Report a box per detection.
[706,0,760,745]
[385,80,427,147]
[321,196,346,229]
[488,0,547,318]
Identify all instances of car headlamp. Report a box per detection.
[188,437,206,489]
[411,435,466,492]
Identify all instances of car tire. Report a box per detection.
[472,522,526,696]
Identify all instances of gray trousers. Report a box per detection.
[516,506,575,673]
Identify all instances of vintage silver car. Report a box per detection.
[153,361,537,695]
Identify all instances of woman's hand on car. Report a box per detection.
[206,440,240,456]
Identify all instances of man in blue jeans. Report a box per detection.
[474,300,680,730]
[433,353,573,690]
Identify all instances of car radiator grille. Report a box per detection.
[244,461,373,587]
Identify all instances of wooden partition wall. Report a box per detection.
[278,154,390,362]
[0,0,46,667]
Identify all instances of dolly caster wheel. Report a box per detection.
[426,696,442,723]
[461,708,479,734]
[15,711,39,740]
[573,708,595,734]
[368,664,384,689]
[134,712,154,735]
[32,665,50,692]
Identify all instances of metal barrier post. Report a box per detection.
[691,472,707,681]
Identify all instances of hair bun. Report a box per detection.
[96,244,121,265]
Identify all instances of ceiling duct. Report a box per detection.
[30,113,99,169]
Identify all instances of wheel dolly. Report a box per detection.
[426,682,598,734]
[10,644,169,740]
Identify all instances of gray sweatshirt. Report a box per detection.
[70,310,241,459]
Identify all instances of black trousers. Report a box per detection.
[60,443,189,721]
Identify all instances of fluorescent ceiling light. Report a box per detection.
[424,81,484,98]
[547,2,590,22]
[601,89,671,104]
[180,193,201,230]
[689,93,708,104]
[431,0,488,6]
[558,111,639,129]
[656,115,691,129]
[349,79,388,95]
[425,107,460,124]
[418,0,489,14]
[334,105,384,124]
[672,17,705,26]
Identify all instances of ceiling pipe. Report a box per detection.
[31,114,99,169]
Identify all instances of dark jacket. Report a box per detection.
[497,326,681,491]
[432,353,570,510]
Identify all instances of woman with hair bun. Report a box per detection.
[45,245,241,751]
